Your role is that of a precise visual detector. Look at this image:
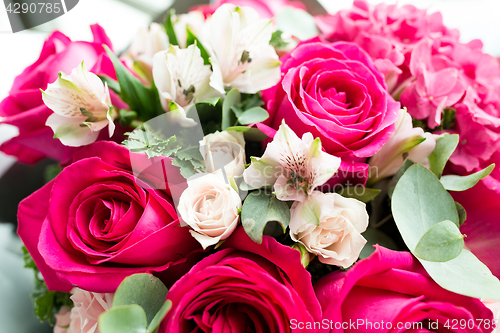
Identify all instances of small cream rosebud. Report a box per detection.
[200,130,246,177]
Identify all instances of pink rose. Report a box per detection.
[191,0,305,19]
[315,246,493,333]
[0,25,118,164]
[17,141,201,293]
[67,288,113,333]
[160,227,322,332]
[259,39,400,184]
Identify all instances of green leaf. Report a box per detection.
[225,126,268,142]
[387,159,414,199]
[414,220,464,262]
[172,158,198,178]
[147,300,172,333]
[119,109,139,127]
[359,228,399,259]
[237,107,269,125]
[222,89,240,130]
[440,164,495,191]
[276,7,319,40]
[270,30,289,49]
[392,164,459,252]
[99,75,121,95]
[196,97,221,106]
[164,9,178,46]
[98,304,148,333]
[44,164,63,183]
[428,134,459,178]
[420,249,500,300]
[455,202,467,226]
[241,191,290,244]
[112,274,168,326]
[124,125,179,158]
[186,27,210,66]
[104,46,163,121]
[291,243,311,268]
[337,186,381,203]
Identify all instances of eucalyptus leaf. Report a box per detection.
[237,107,269,125]
[337,186,381,203]
[387,159,414,199]
[420,249,500,300]
[455,202,466,226]
[98,304,148,333]
[392,164,459,252]
[440,164,495,191]
[222,89,240,130]
[196,97,221,106]
[241,191,290,243]
[276,7,319,40]
[428,134,459,178]
[147,300,172,333]
[112,274,168,325]
[225,126,268,141]
[414,220,464,262]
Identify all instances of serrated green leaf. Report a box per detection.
[237,107,269,125]
[112,274,168,326]
[414,220,464,262]
[172,158,198,178]
[124,126,179,158]
[104,46,163,121]
[337,186,381,203]
[455,202,466,226]
[98,304,148,333]
[241,191,290,244]
[164,9,178,46]
[440,164,495,191]
[222,89,240,130]
[147,300,172,333]
[428,134,459,178]
[276,7,319,40]
[186,27,210,66]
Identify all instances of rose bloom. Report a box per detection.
[159,227,322,333]
[18,141,201,293]
[191,0,306,19]
[315,246,493,333]
[0,25,119,164]
[259,39,400,184]
[290,191,369,268]
[199,130,246,177]
[177,172,242,249]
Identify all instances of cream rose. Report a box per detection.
[177,172,242,249]
[67,287,114,333]
[289,191,369,268]
[200,130,246,177]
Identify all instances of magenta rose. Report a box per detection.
[315,246,493,333]
[17,141,201,293]
[0,25,118,164]
[160,227,322,333]
[191,0,306,19]
[260,39,400,184]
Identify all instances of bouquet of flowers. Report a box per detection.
[3,0,500,332]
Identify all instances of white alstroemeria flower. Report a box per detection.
[368,108,437,183]
[173,11,207,48]
[290,191,369,268]
[43,62,117,147]
[124,23,170,82]
[243,120,342,202]
[206,4,281,94]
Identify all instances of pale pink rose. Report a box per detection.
[368,108,436,183]
[54,306,72,333]
[199,130,246,177]
[177,172,242,249]
[289,191,369,268]
[68,287,114,333]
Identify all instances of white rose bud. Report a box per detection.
[177,172,242,249]
[289,191,369,268]
[200,130,246,177]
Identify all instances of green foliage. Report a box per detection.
[105,46,164,122]
[270,30,289,49]
[186,27,210,66]
[455,202,467,226]
[99,75,121,95]
[337,186,381,203]
[22,246,72,326]
[164,9,178,46]
[44,164,63,183]
[440,164,495,191]
[241,190,291,244]
[222,89,240,130]
[414,220,464,262]
[428,134,459,178]
[124,124,180,158]
[276,7,319,40]
[237,107,269,125]
[225,126,268,142]
[99,274,172,333]
[387,158,414,199]
[222,89,269,130]
[359,228,399,259]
